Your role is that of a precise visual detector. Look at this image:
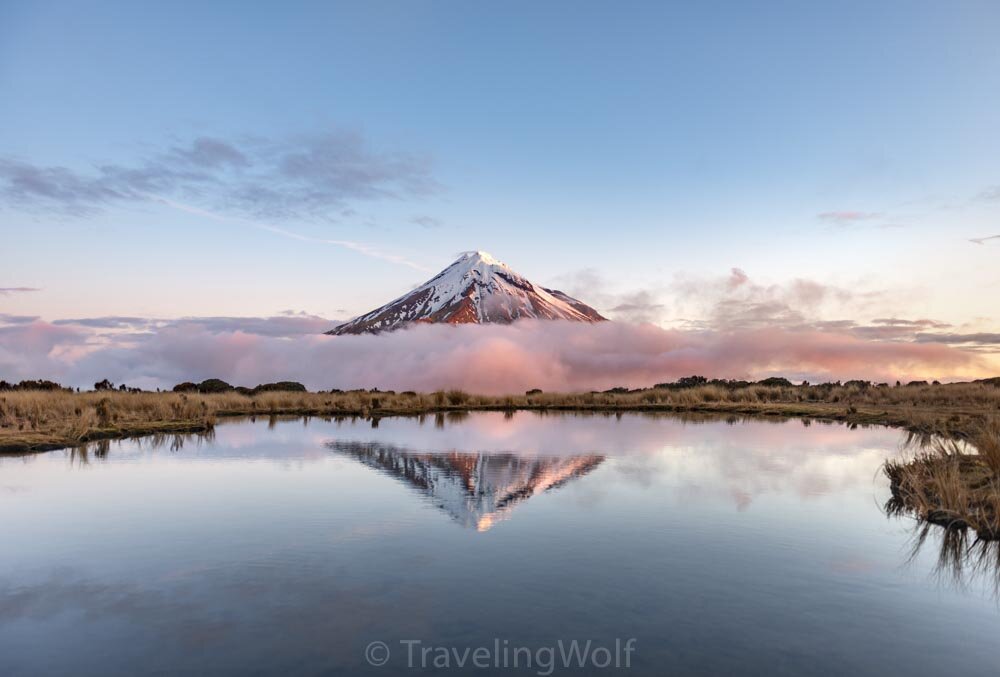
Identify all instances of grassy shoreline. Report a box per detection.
[2,382,999,454]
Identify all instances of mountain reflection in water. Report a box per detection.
[327,441,604,531]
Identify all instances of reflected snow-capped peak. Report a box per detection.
[326,441,604,531]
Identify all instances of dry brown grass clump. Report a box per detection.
[0,390,220,451]
[885,419,1000,538]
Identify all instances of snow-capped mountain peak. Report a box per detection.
[326,250,607,335]
[458,249,502,266]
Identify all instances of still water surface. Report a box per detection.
[2,412,999,676]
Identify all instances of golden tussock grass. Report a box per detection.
[885,418,1000,537]
[1,381,999,453]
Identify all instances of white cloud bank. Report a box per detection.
[0,319,986,392]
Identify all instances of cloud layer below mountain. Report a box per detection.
[0,318,986,392]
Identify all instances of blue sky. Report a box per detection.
[1,0,998,337]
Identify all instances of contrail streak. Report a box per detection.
[151,196,432,272]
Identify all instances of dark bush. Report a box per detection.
[525,388,543,396]
[14,379,66,391]
[172,382,199,393]
[756,377,794,387]
[197,379,234,393]
[663,376,709,389]
[251,381,307,394]
[680,375,709,388]
[718,379,754,389]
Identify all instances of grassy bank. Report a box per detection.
[2,381,999,453]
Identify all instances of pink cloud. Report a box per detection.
[0,319,986,392]
[727,268,749,290]
[817,211,882,223]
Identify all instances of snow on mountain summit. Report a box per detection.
[326,250,607,335]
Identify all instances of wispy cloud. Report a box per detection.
[168,137,250,169]
[50,316,149,330]
[554,267,868,329]
[813,184,1000,241]
[554,266,998,352]
[0,313,39,324]
[152,196,431,272]
[816,210,907,231]
[0,287,40,295]
[0,129,437,274]
[0,130,439,220]
[672,272,989,347]
[975,186,1000,202]
[665,268,867,332]
[914,332,1000,346]
[607,291,665,324]
[409,215,443,229]
[817,211,883,225]
[47,312,340,338]
[870,318,951,328]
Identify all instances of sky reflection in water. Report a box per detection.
[2,412,999,676]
